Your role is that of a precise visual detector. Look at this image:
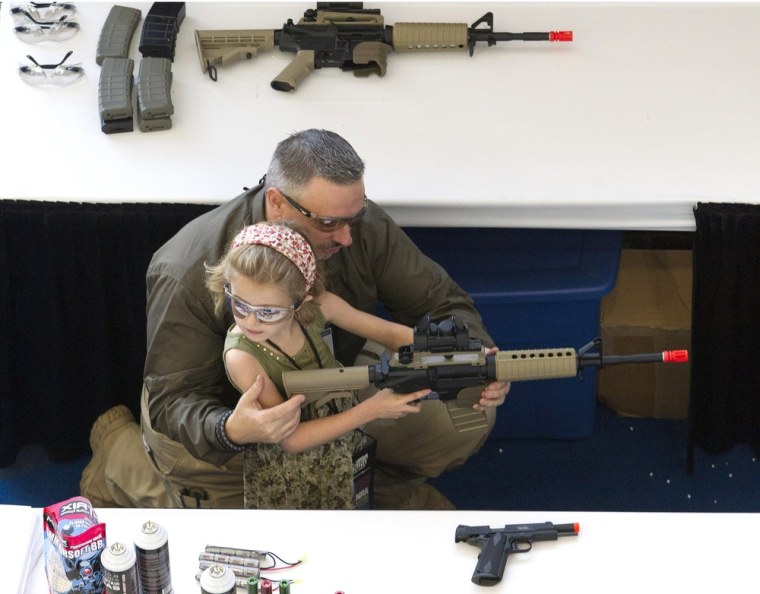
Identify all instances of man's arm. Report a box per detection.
[355,202,494,345]
[144,272,301,464]
[144,271,238,463]
[325,201,509,407]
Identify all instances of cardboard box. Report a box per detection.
[598,249,692,419]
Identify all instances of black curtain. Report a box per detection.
[0,201,214,466]
[689,203,760,465]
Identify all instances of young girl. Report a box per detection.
[205,221,429,509]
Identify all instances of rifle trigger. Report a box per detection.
[412,391,439,404]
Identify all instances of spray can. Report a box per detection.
[134,520,173,594]
[101,541,139,594]
[199,564,236,594]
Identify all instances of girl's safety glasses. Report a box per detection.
[224,285,302,324]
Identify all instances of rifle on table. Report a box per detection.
[282,314,689,433]
[194,2,573,90]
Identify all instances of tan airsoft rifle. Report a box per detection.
[282,314,689,433]
[195,2,573,91]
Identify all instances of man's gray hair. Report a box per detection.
[265,129,365,196]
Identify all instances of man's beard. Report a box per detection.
[315,242,343,260]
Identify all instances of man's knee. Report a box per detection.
[80,406,173,508]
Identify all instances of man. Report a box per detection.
[81,129,508,509]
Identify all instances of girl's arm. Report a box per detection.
[225,347,286,410]
[224,347,307,447]
[225,344,427,454]
[279,387,427,454]
[318,291,413,351]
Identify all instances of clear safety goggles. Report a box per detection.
[10,2,77,21]
[224,285,303,324]
[13,10,80,42]
[18,51,84,87]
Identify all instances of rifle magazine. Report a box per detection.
[446,401,488,433]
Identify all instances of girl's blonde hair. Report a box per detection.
[205,221,324,324]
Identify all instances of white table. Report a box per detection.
[2,2,760,230]
[13,507,760,593]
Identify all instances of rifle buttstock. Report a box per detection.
[282,365,371,406]
[194,29,276,75]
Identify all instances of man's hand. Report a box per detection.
[474,347,511,411]
[225,376,305,445]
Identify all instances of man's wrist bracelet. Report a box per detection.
[215,409,247,452]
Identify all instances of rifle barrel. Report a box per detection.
[472,31,573,43]
[580,350,689,368]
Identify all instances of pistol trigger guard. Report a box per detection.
[208,64,217,82]
[513,539,533,553]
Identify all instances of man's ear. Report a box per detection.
[265,188,285,220]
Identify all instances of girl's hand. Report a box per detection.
[362,387,429,420]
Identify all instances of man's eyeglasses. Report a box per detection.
[224,285,301,324]
[279,189,367,232]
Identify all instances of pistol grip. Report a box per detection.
[271,49,315,91]
[471,534,510,586]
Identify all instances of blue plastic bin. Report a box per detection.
[402,227,622,439]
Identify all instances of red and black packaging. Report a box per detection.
[43,496,106,594]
